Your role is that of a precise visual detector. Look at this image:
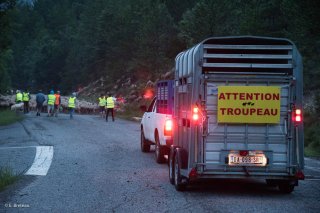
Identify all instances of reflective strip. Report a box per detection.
[68,97,76,108]
[99,97,106,106]
[48,94,56,105]
[22,92,30,101]
[16,93,23,101]
[106,97,114,108]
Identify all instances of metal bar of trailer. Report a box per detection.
[296,126,300,169]
[205,132,287,137]
[203,44,293,50]
[204,72,290,76]
[193,173,293,179]
[203,63,292,69]
[204,53,292,59]
[204,75,292,82]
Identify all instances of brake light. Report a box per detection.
[193,107,199,121]
[293,108,302,122]
[189,168,198,180]
[295,109,302,122]
[164,119,173,136]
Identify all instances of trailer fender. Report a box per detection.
[169,145,175,158]
[175,148,188,170]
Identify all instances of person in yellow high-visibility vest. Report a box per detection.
[16,90,23,103]
[22,90,31,114]
[68,92,77,119]
[47,90,56,117]
[98,94,106,118]
[106,93,116,122]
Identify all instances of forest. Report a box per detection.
[0,0,320,155]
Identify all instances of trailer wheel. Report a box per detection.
[174,151,186,191]
[141,129,150,152]
[278,182,295,194]
[155,134,165,163]
[169,150,174,185]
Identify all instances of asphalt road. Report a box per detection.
[0,113,319,212]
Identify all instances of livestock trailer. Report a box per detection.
[169,36,304,193]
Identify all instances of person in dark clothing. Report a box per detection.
[22,90,31,113]
[36,90,46,116]
[106,93,116,122]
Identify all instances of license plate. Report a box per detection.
[228,154,266,166]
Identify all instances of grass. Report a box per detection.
[304,113,320,157]
[305,146,320,158]
[0,167,19,192]
[304,141,320,158]
[117,104,144,121]
[0,109,24,126]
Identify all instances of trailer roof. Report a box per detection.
[201,35,295,46]
[175,36,302,78]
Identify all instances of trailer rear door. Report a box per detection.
[204,74,294,176]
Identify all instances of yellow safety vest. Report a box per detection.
[22,92,30,101]
[16,93,23,102]
[68,97,76,108]
[106,97,114,108]
[99,97,106,106]
[48,94,56,105]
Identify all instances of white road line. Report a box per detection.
[25,146,54,176]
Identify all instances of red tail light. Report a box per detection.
[192,114,199,120]
[189,167,198,180]
[295,109,302,122]
[293,108,302,122]
[164,119,173,136]
[193,107,199,121]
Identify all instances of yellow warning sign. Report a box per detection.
[217,86,281,123]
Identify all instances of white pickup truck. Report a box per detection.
[140,80,174,163]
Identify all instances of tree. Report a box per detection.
[0,0,15,93]
[131,0,177,78]
[179,0,240,46]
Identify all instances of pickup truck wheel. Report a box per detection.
[141,130,150,152]
[155,134,165,163]
[174,152,186,191]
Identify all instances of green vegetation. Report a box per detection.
[305,145,320,158]
[117,103,145,122]
[0,166,19,192]
[304,107,320,157]
[1,0,318,94]
[0,109,23,126]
